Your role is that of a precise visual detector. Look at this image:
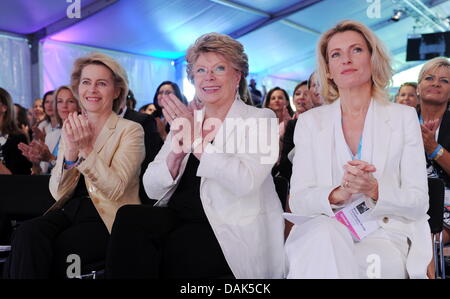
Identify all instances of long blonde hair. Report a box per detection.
[316,20,392,103]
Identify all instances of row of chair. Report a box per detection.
[0,174,448,278]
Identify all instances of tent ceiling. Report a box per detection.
[0,0,449,82]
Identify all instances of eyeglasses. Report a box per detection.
[193,65,233,77]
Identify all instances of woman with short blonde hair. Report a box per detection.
[6,53,144,278]
[71,52,129,113]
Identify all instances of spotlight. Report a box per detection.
[391,10,404,22]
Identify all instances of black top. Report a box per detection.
[272,118,297,181]
[0,133,32,174]
[123,109,163,204]
[168,154,207,222]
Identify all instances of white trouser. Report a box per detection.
[285,215,409,279]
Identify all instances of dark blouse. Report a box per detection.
[0,133,32,174]
[168,154,207,222]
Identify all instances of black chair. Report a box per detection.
[427,178,446,279]
[274,175,289,212]
[0,174,54,274]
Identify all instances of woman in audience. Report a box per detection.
[263,87,294,140]
[31,98,45,127]
[292,81,313,118]
[0,88,32,175]
[263,87,294,122]
[4,53,145,278]
[106,32,285,279]
[152,81,188,141]
[308,71,324,107]
[14,103,31,143]
[415,57,450,277]
[37,90,59,135]
[396,82,419,108]
[285,20,431,279]
[19,86,81,174]
[138,103,156,115]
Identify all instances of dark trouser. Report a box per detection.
[3,197,109,279]
[105,205,233,279]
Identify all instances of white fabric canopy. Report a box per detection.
[41,39,177,110]
[0,34,32,108]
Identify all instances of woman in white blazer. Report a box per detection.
[105,33,285,279]
[285,20,432,279]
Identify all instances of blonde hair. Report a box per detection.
[417,56,450,84]
[53,86,79,126]
[70,53,128,113]
[316,20,392,103]
[185,32,250,104]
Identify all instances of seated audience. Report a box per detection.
[152,81,188,141]
[292,80,313,119]
[415,57,450,277]
[138,103,156,115]
[13,103,31,143]
[35,90,60,139]
[263,87,294,139]
[285,20,431,279]
[4,53,145,278]
[396,82,419,108]
[0,88,32,175]
[105,32,285,279]
[19,86,80,174]
[308,71,324,107]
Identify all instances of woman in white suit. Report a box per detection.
[106,32,285,279]
[285,20,432,279]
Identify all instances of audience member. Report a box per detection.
[285,20,431,279]
[34,91,58,141]
[19,86,80,174]
[396,82,419,108]
[414,57,450,277]
[13,103,31,142]
[292,80,313,118]
[308,71,324,107]
[249,78,263,107]
[4,53,145,278]
[263,87,294,139]
[152,81,187,141]
[105,32,285,279]
[0,88,32,175]
[139,103,156,115]
[126,89,137,111]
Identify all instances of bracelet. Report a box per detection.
[64,158,79,170]
[434,147,445,161]
[428,144,443,160]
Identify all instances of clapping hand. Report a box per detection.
[18,140,53,164]
[420,119,439,155]
[62,112,94,161]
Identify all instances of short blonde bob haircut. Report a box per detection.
[70,52,128,113]
[316,20,392,103]
[185,32,251,104]
[417,56,450,84]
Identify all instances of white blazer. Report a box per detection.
[290,99,432,278]
[143,99,286,279]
